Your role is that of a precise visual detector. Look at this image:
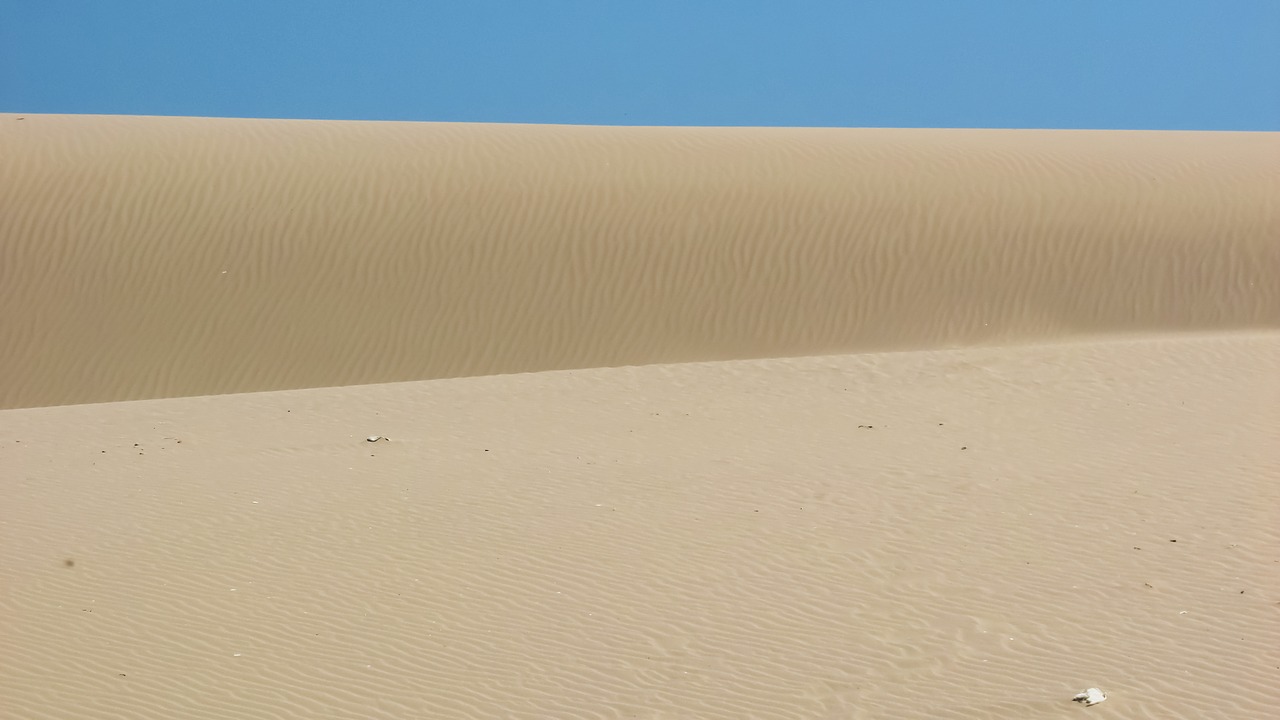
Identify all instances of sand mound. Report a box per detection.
[2,116,1277,717]
[2,115,1277,408]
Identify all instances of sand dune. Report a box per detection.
[1,116,1278,718]
[2,334,1277,719]
[2,115,1277,408]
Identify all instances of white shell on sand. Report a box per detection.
[1072,688,1107,706]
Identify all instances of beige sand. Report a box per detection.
[1,116,1278,719]
[2,336,1278,719]
[1,115,1277,408]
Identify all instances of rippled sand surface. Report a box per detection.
[1,115,1277,719]
[2,115,1276,408]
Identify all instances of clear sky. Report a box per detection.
[3,1,1277,130]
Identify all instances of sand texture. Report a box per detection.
[2,334,1279,719]
[1,116,1279,718]
[2,115,1278,408]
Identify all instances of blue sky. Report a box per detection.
[3,1,1277,130]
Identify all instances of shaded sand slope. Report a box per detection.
[2,114,1278,408]
[2,333,1277,719]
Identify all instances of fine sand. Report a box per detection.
[2,115,1278,408]
[1,115,1278,719]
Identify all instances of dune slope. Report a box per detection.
[2,115,1277,408]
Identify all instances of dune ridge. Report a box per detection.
[2,114,1278,408]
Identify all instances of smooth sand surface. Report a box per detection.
[1,116,1278,718]
[1,115,1277,408]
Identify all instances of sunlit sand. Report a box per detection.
[1,114,1277,719]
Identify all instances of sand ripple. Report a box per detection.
[2,115,1277,408]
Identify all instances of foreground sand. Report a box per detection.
[2,334,1278,719]
[1,116,1278,718]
